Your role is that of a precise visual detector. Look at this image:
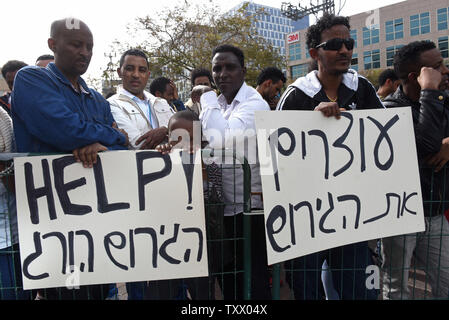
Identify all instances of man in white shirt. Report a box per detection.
[108,49,174,150]
[108,49,177,300]
[199,44,272,300]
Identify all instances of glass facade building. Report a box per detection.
[229,1,309,56]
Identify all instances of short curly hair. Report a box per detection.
[393,40,436,81]
[306,13,351,50]
[1,60,28,79]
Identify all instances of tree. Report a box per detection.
[109,1,285,87]
[359,68,384,89]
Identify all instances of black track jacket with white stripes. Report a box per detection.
[276,69,384,111]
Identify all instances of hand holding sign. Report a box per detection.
[256,108,425,265]
[314,102,341,119]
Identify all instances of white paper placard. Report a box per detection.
[14,150,207,290]
[256,107,425,265]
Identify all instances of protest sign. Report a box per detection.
[14,150,207,290]
[256,107,425,265]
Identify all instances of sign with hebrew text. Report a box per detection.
[14,150,207,290]
[256,107,425,265]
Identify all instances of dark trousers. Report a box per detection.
[217,213,272,300]
[38,284,110,300]
[285,241,379,300]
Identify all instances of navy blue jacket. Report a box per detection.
[11,63,127,153]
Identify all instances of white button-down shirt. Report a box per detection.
[200,82,270,216]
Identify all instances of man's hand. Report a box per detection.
[417,67,442,91]
[112,122,129,146]
[314,102,342,119]
[73,143,108,168]
[191,85,214,103]
[267,96,280,110]
[426,137,449,172]
[136,127,169,150]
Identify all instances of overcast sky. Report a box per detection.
[0,0,404,83]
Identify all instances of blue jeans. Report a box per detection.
[126,281,147,300]
[285,241,378,300]
[0,244,31,300]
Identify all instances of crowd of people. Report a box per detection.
[0,12,448,300]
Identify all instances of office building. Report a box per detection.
[229,1,309,56]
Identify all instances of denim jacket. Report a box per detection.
[11,63,127,153]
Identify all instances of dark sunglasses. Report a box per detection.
[315,38,355,51]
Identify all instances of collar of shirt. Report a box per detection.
[118,86,151,103]
[47,63,91,96]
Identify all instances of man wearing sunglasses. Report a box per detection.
[277,13,383,300]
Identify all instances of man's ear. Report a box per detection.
[48,38,56,53]
[242,66,247,77]
[116,67,122,78]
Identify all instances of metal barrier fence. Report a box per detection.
[0,152,448,300]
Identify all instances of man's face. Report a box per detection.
[212,52,245,101]
[382,78,401,96]
[193,76,211,87]
[36,59,54,68]
[49,24,93,77]
[312,24,353,76]
[5,71,18,90]
[118,55,150,98]
[419,48,449,91]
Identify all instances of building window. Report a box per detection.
[410,12,430,36]
[363,25,380,46]
[289,42,301,61]
[364,49,380,70]
[385,18,404,41]
[350,29,357,48]
[439,36,449,58]
[438,7,449,31]
[291,63,308,79]
[351,53,358,71]
[386,45,404,67]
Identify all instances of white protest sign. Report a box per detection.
[14,150,208,290]
[256,107,425,265]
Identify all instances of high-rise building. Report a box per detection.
[228,1,309,56]
[286,0,449,80]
